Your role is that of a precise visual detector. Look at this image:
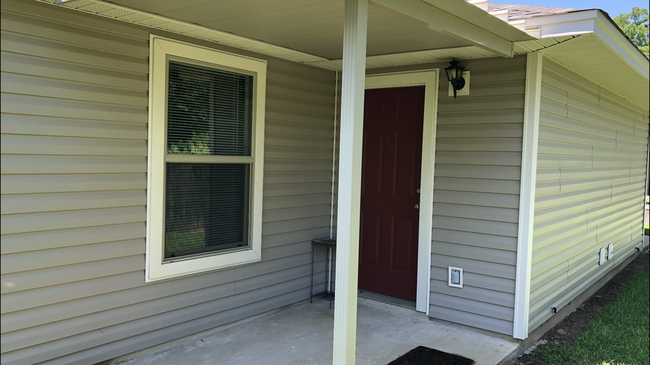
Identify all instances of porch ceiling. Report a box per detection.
[48,0,540,70]
[110,0,473,60]
[45,0,648,109]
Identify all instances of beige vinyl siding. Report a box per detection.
[333,56,524,335]
[0,1,336,364]
[529,58,649,333]
[429,57,523,335]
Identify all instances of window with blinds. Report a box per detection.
[146,36,266,281]
[164,60,253,260]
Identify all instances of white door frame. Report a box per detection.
[364,70,439,314]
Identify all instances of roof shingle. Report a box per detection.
[488,3,580,21]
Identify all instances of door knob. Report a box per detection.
[414,204,419,209]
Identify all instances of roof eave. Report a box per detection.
[522,9,648,80]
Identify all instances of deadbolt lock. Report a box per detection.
[414,204,420,209]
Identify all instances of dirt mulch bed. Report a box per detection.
[510,248,649,365]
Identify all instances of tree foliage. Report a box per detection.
[614,7,649,58]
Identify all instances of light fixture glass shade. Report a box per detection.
[445,58,466,98]
[444,67,456,82]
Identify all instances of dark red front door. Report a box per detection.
[359,86,424,302]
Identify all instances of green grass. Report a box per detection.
[537,267,650,365]
[165,231,205,254]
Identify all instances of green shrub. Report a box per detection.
[167,133,210,155]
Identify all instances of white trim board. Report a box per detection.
[512,52,543,339]
[365,70,439,314]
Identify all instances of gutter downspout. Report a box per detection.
[641,115,650,247]
[330,71,339,239]
[328,71,340,294]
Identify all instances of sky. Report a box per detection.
[491,0,647,18]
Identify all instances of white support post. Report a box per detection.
[332,0,368,363]
[513,52,543,340]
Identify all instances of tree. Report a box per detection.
[614,7,649,58]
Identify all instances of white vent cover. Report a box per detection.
[598,248,606,266]
[448,267,463,288]
[607,243,614,260]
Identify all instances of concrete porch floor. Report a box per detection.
[121,298,519,365]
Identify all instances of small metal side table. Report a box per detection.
[310,238,336,308]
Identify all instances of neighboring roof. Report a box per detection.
[488,3,580,21]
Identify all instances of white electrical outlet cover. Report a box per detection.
[599,248,606,266]
[607,243,613,260]
[448,266,463,288]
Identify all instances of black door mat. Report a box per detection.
[387,346,475,365]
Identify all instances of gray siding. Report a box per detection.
[335,56,526,335]
[0,1,336,364]
[529,58,649,332]
[429,57,524,335]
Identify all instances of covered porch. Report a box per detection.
[62,0,538,361]
[116,299,519,365]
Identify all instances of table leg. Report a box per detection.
[310,244,315,303]
[328,247,333,308]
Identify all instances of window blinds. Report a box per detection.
[167,60,252,156]
[164,60,253,259]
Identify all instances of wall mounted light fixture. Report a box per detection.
[445,59,466,99]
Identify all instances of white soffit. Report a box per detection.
[39,0,340,70]
[371,0,534,58]
[524,11,649,109]
[40,0,501,70]
[422,0,535,42]
[525,10,648,79]
[110,0,474,60]
[40,0,541,71]
[542,34,649,110]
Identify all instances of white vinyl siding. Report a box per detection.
[529,58,649,333]
[0,1,335,364]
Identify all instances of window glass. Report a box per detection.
[164,60,252,260]
[165,163,249,259]
[167,61,252,157]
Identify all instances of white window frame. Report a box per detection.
[146,35,266,282]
